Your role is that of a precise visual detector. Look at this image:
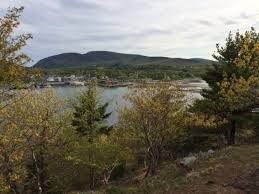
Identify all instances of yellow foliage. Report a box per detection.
[0,90,70,192]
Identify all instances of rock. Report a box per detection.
[226,146,233,150]
[186,171,200,178]
[223,183,229,187]
[180,156,197,167]
[207,149,215,156]
[188,152,196,157]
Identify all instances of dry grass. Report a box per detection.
[68,144,259,194]
[136,144,259,194]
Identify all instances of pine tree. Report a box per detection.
[71,83,112,189]
[192,28,259,145]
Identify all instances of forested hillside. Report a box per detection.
[34,51,213,69]
[33,51,214,79]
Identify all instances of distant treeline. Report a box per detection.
[41,64,211,80]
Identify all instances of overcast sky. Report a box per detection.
[1,0,259,65]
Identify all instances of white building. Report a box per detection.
[46,77,55,82]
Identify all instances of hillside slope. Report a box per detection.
[134,144,259,194]
[34,51,214,69]
[78,144,259,194]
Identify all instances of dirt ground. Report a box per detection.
[174,145,259,194]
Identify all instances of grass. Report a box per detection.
[107,144,259,194]
[68,144,259,194]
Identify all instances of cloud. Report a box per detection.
[197,20,213,26]
[218,17,238,26]
[60,0,102,10]
[223,20,238,25]
[1,0,259,66]
[240,13,251,19]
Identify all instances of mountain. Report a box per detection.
[34,51,214,69]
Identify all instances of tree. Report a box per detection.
[66,132,131,188]
[0,7,41,194]
[0,90,71,194]
[0,6,40,111]
[72,84,112,140]
[0,103,26,194]
[0,6,31,86]
[191,28,259,145]
[21,91,70,194]
[118,84,185,177]
[71,84,112,189]
[94,135,131,185]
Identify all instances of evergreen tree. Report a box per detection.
[71,83,112,189]
[191,28,259,145]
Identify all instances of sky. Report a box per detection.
[1,0,259,66]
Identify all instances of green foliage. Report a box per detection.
[191,28,259,145]
[41,64,208,80]
[0,7,45,194]
[35,51,213,80]
[0,7,30,86]
[34,51,213,70]
[66,133,132,185]
[71,83,112,140]
[0,90,71,193]
[1,5,259,193]
[0,7,41,90]
[67,84,131,190]
[117,84,186,176]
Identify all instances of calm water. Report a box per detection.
[52,86,202,125]
[53,86,129,125]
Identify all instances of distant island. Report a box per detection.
[34,51,214,80]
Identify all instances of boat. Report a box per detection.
[69,81,85,86]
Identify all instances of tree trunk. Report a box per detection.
[10,183,19,194]
[103,171,110,185]
[150,159,156,176]
[144,162,151,178]
[227,120,236,145]
[31,150,43,194]
[144,148,160,177]
[3,153,20,194]
[38,150,46,194]
[6,174,19,194]
[144,157,147,169]
[39,125,47,194]
[89,167,95,190]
